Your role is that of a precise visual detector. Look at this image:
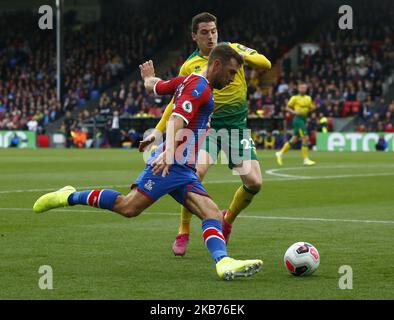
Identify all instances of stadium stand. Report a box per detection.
[0,0,199,134]
[266,0,394,138]
[0,0,393,149]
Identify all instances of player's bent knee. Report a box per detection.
[245,178,262,193]
[244,167,263,193]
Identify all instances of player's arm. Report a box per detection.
[138,60,167,149]
[139,60,160,93]
[155,63,189,133]
[151,114,185,177]
[155,98,174,132]
[140,60,185,96]
[243,52,271,70]
[232,43,271,70]
[151,78,208,176]
[138,60,186,151]
[139,63,190,152]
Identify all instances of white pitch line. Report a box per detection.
[264,169,311,180]
[308,172,394,179]
[265,164,394,180]
[1,165,393,195]
[0,178,298,194]
[265,170,394,180]
[1,207,393,225]
[0,185,130,195]
[235,214,394,225]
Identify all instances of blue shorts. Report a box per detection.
[131,164,210,206]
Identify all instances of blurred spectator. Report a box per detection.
[375,134,387,151]
[252,130,264,149]
[108,110,121,148]
[385,123,394,132]
[318,113,328,133]
[63,111,76,148]
[264,132,276,150]
[71,127,87,148]
[9,133,20,147]
[27,118,38,132]
[356,124,367,133]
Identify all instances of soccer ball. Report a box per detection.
[284,242,320,276]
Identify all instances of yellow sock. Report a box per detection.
[301,145,309,159]
[280,142,292,154]
[178,206,192,234]
[226,185,258,224]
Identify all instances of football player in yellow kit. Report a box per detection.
[139,12,271,256]
[276,82,316,166]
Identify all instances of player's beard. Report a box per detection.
[213,79,224,90]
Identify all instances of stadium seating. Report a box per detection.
[1,0,393,148]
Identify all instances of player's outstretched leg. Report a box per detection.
[221,209,232,244]
[33,187,121,213]
[34,185,153,220]
[301,137,316,166]
[222,160,262,244]
[172,206,191,256]
[202,219,263,280]
[172,152,213,256]
[186,192,263,280]
[33,186,77,213]
[276,140,292,166]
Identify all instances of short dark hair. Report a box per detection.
[191,12,217,33]
[208,43,243,67]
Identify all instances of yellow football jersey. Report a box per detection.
[155,42,271,132]
[179,42,270,119]
[288,95,314,117]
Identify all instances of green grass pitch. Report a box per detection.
[0,148,393,299]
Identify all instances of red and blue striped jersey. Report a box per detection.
[149,73,214,168]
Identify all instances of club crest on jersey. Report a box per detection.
[144,179,155,191]
[182,100,193,113]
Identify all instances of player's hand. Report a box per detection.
[139,129,162,152]
[139,134,155,152]
[151,151,173,177]
[139,60,155,80]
